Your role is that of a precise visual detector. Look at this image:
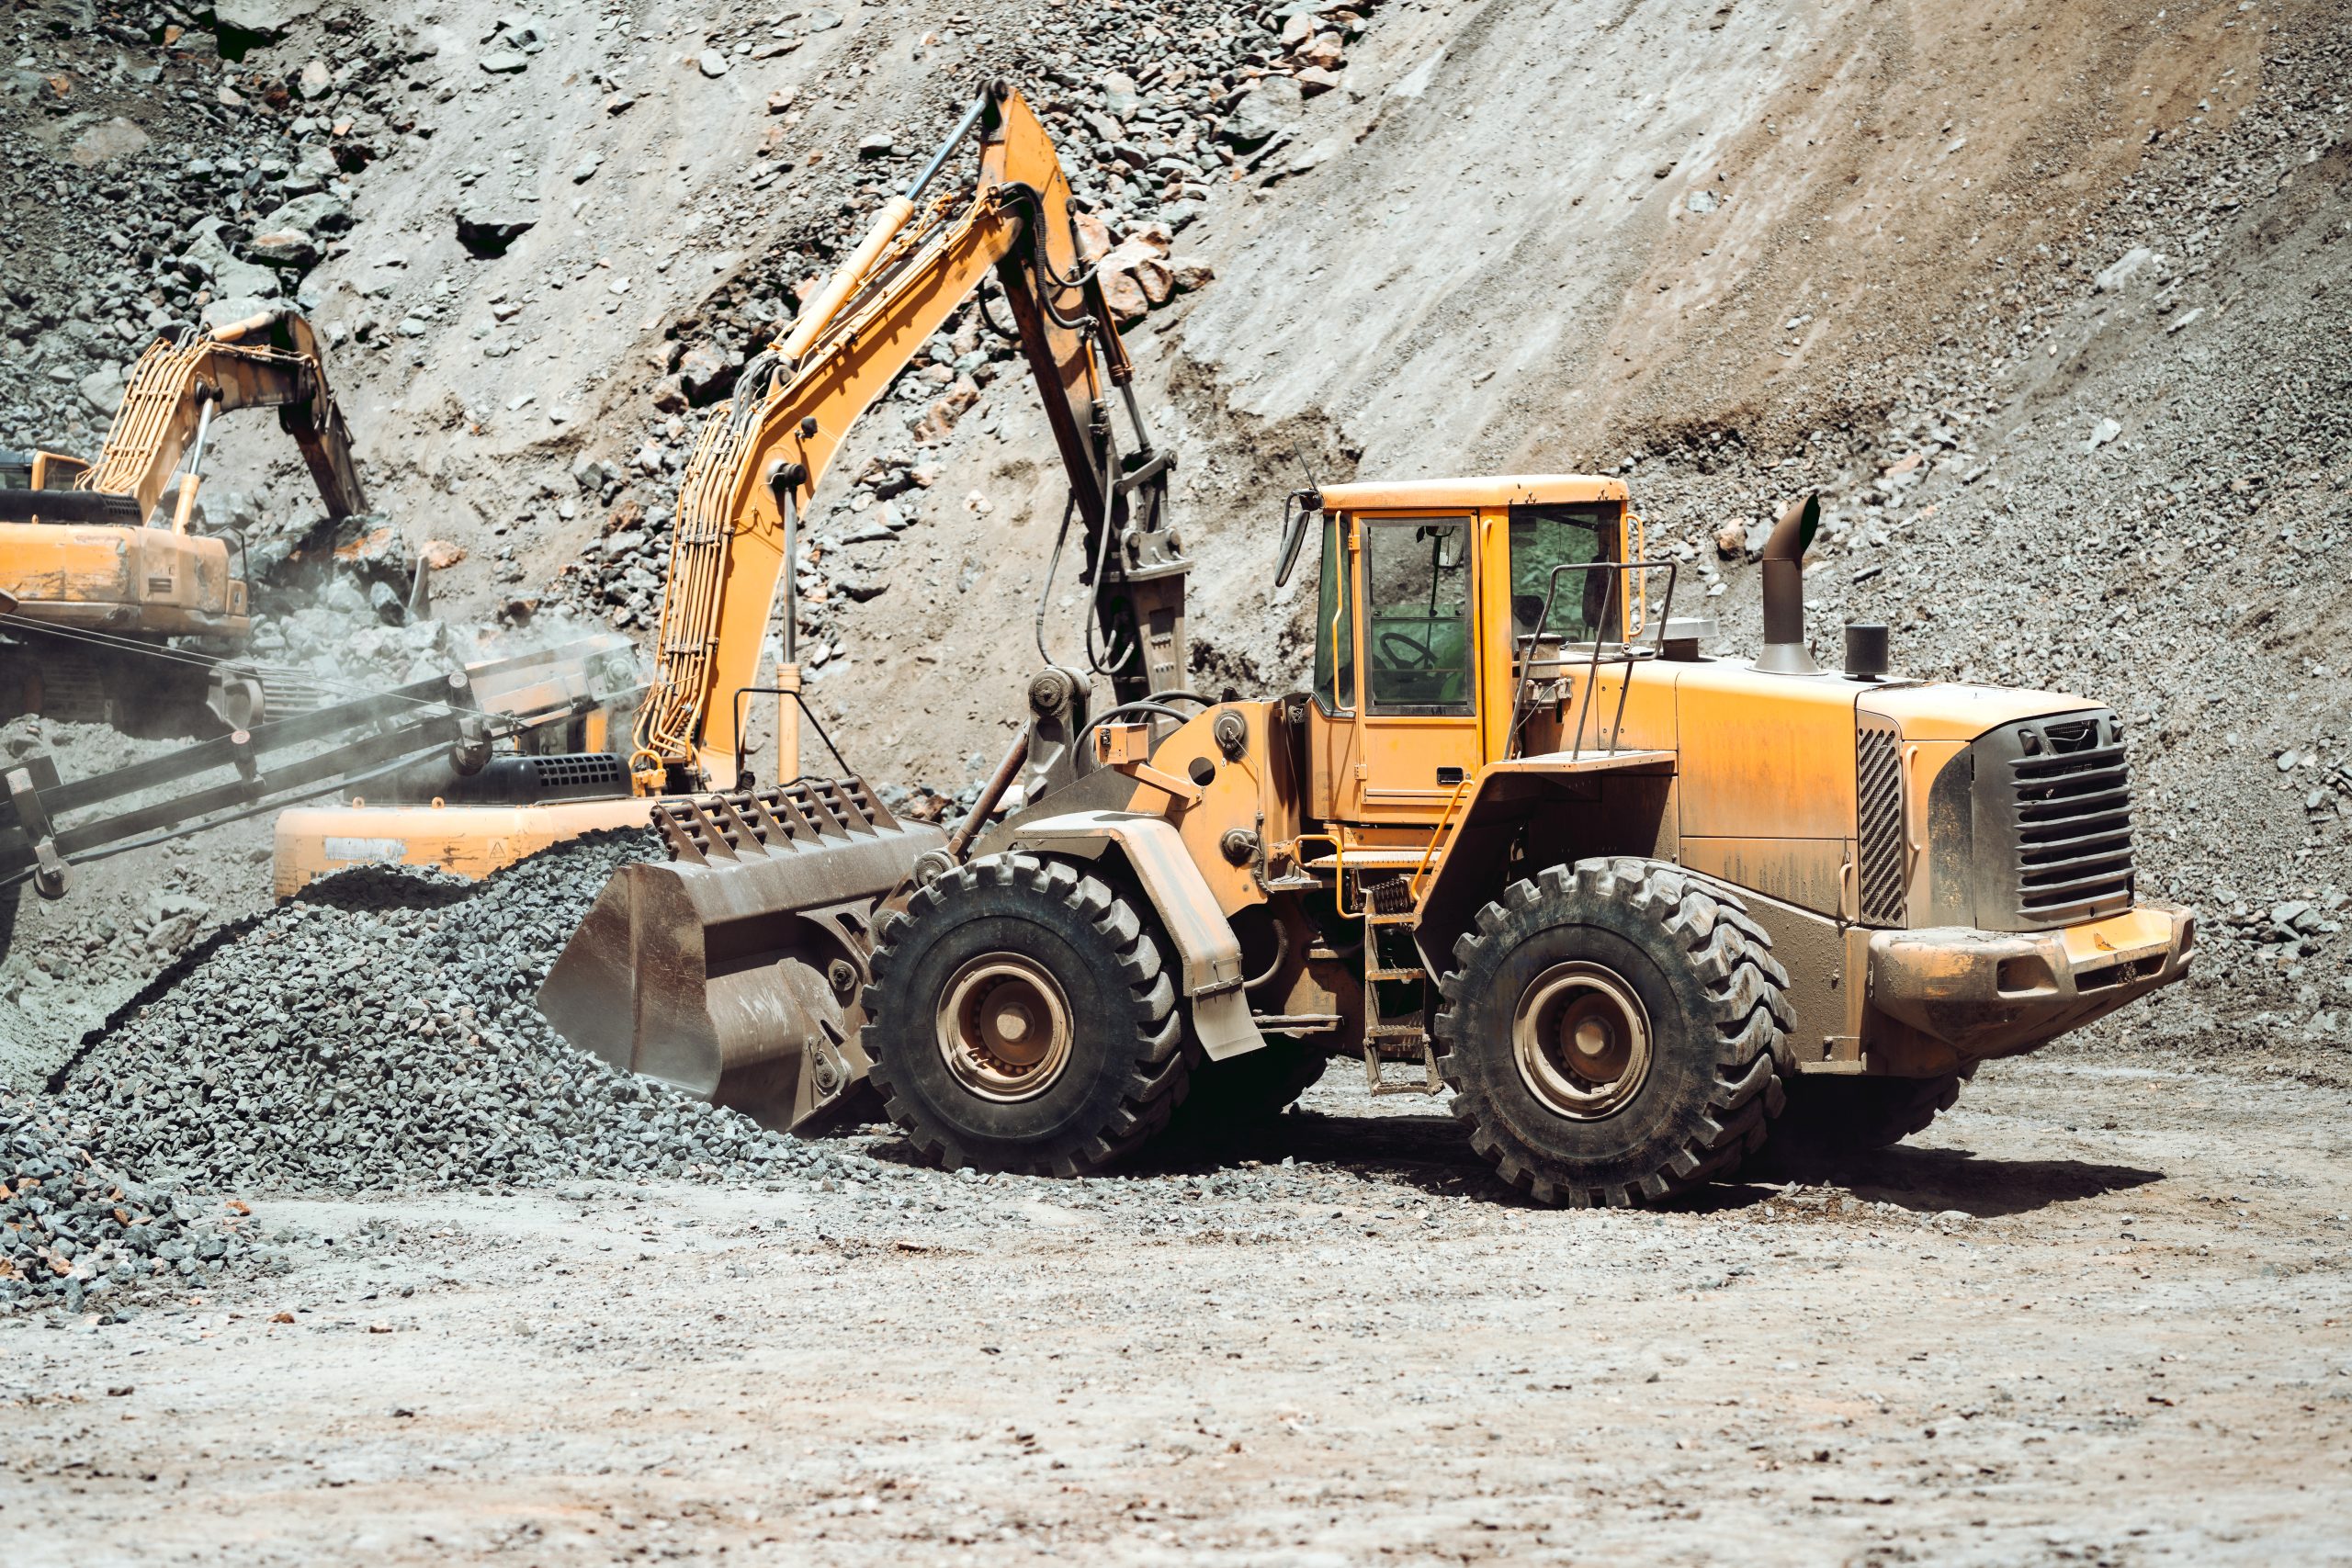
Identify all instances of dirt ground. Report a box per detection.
[5,1051,2346,1567]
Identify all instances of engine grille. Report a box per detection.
[1985,713,2135,929]
[1855,718,1907,924]
[515,752,628,792]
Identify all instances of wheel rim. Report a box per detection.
[935,953,1074,1102]
[1511,960,1652,1119]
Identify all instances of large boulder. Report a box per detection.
[1220,75,1303,150]
[248,511,414,612]
[178,219,284,300]
[245,230,321,269]
[78,365,126,417]
[260,190,353,237]
[66,117,150,167]
[675,343,738,405]
[214,258,283,299]
[210,0,324,52]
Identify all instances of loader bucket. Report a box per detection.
[537,777,944,1130]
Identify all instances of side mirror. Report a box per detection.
[1274,494,1316,589]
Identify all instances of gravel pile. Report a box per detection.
[51,831,852,1193]
[0,1091,281,1316]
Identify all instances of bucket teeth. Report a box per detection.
[651,777,903,863]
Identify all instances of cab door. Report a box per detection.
[1340,510,1484,825]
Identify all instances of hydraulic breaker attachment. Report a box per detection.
[536,776,944,1130]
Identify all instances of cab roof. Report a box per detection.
[1316,475,1629,512]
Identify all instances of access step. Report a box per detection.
[1360,1033,1443,1096]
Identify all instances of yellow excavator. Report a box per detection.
[273,77,1175,895]
[0,308,649,903]
[0,308,367,734]
[309,83,2199,1202]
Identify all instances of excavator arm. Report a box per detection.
[81,307,367,531]
[630,82,1185,792]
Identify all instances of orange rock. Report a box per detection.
[1075,211,1115,266]
[1099,266,1149,326]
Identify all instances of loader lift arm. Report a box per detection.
[629,81,1184,793]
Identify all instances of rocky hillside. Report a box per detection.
[3,0,2347,1076]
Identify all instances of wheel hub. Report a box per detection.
[936,953,1074,1102]
[1511,960,1652,1119]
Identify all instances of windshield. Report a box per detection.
[1363,516,1474,715]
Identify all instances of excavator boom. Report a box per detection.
[628,83,1181,793]
[83,307,367,529]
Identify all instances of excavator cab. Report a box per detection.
[0,309,365,732]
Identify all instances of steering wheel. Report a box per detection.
[1378,629,1436,670]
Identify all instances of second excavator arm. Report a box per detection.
[83,307,366,531]
[630,81,1187,793]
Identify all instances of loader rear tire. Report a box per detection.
[1434,858,1792,1208]
[863,852,1188,1177]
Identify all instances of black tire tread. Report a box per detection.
[863,852,1186,1177]
[1433,857,1792,1208]
[1769,1068,1973,1159]
[1161,1038,1329,1145]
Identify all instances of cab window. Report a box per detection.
[1508,502,1623,644]
[1312,510,1352,714]
[1363,516,1474,716]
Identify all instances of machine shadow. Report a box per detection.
[844,1102,1514,1198]
[1139,1105,1514,1197]
[1718,1144,2165,1219]
[851,1107,2165,1220]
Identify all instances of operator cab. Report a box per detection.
[1277,477,1647,828]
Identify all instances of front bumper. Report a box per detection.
[1865,901,2196,1072]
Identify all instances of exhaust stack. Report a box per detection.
[1756,491,1821,676]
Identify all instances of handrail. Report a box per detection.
[1504,558,1680,761]
[1408,773,1473,907]
[1290,830,1357,918]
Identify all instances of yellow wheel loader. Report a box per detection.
[0,307,367,734]
[515,82,2193,1203]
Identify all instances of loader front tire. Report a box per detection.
[863,853,1188,1177]
[1435,858,1792,1208]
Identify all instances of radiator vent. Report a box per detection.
[1856,719,1907,924]
[515,752,628,792]
[1967,710,2137,931]
[2008,729,2134,926]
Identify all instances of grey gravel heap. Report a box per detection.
[0,1092,279,1316]
[53,831,848,1193]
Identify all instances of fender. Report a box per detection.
[999,810,1268,1061]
